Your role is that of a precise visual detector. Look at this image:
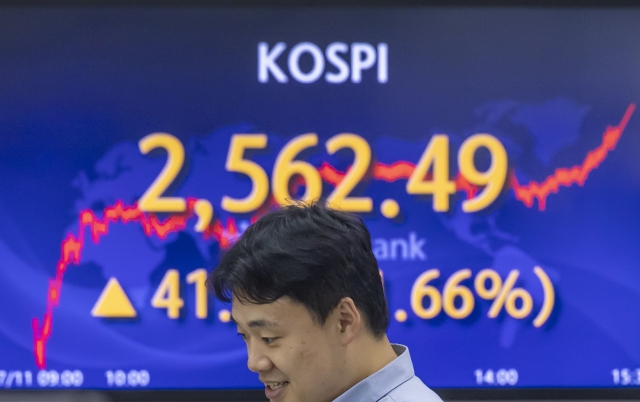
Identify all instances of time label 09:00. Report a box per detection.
[0,370,83,388]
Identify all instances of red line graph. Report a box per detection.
[31,199,240,368]
[319,103,635,210]
[318,162,479,199]
[511,103,635,210]
[32,104,634,368]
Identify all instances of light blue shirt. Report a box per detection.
[333,344,443,402]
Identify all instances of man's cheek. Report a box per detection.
[297,339,321,365]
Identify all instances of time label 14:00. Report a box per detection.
[475,369,518,386]
[136,131,508,224]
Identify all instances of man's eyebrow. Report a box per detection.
[242,319,278,328]
[247,319,277,328]
[230,315,277,328]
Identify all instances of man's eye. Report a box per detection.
[237,333,247,340]
[262,337,277,344]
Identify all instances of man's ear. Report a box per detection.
[335,297,363,346]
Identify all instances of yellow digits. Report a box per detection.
[138,131,509,218]
[442,269,474,319]
[151,268,209,319]
[221,134,270,213]
[272,133,322,206]
[458,134,508,212]
[186,269,208,319]
[406,135,456,212]
[138,133,187,212]
[151,269,183,319]
[408,133,508,213]
[325,133,373,212]
[408,267,554,326]
[410,269,442,319]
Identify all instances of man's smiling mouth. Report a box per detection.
[264,381,289,399]
[267,381,288,390]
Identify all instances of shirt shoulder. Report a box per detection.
[384,376,443,402]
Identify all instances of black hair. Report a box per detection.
[207,202,389,337]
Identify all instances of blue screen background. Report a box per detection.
[0,8,638,389]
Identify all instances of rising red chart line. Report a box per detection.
[318,161,479,199]
[33,104,634,368]
[511,103,635,210]
[31,199,241,369]
[319,103,635,210]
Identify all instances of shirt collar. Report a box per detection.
[333,344,415,402]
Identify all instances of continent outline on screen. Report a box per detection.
[30,104,635,371]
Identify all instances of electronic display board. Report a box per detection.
[0,6,638,392]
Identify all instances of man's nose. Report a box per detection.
[246,343,274,373]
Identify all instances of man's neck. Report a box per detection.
[346,334,398,387]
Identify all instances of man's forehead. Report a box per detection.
[231,296,285,324]
[231,296,308,326]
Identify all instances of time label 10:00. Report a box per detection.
[136,132,507,220]
[105,370,150,387]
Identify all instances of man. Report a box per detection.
[208,203,443,402]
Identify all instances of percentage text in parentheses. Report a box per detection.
[533,266,555,328]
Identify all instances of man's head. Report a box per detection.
[208,203,390,402]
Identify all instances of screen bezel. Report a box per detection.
[101,388,640,400]
[2,0,639,399]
